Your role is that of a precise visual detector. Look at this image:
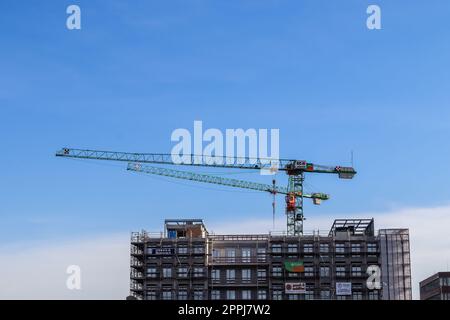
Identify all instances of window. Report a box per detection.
[352,292,363,300]
[288,294,300,300]
[146,290,157,300]
[194,290,203,300]
[212,249,220,259]
[178,290,188,300]
[336,266,346,277]
[162,290,172,300]
[272,266,282,277]
[226,269,235,283]
[304,267,314,277]
[288,272,298,278]
[352,266,362,277]
[257,248,267,262]
[351,243,361,253]
[320,243,329,253]
[257,290,267,300]
[320,290,330,300]
[320,266,330,277]
[288,244,298,253]
[178,246,188,255]
[162,267,172,278]
[303,243,313,253]
[272,290,283,300]
[226,290,236,300]
[211,290,221,300]
[422,278,440,293]
[161,245,173,254]
[336,295,346,300]
[147,267,157,278]
[305,292,314,300]
[193,267,204,278]
[177,267,188,278]
[368,291,379,300]
[257,269,267,280]
[242,269,251,282]
[367,243,377,253]
[211,269,220,282]
[335,243,345,253]
[271,244,282,253]
[193,246,204,254]
[242,290,251,300]
[242,248,251,262]
[441,278,449,286]
[226,249,236,263]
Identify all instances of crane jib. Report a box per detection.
[56,148,356,176]
[126,163,329,201]
[57,148,284,170]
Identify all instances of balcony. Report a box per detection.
[131,231,164,243]
[351,273,365,278]
[302,255,314,261]
[130,259,144,267]
[211,282,269,287]
[130,281,144,291]
[367,254,379,262]
[130,271,144,279]
[211,257,269,265]
[351,256,364,263]
[130,249,144,255]
[334,256,348,263]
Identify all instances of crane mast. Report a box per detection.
[56,147,356,236]
[286,173,305,236]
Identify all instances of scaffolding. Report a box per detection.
[379,229,412,300]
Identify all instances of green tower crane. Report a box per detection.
[56,147,356,236]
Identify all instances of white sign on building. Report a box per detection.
[285,282,306,294]
[336,282,352,296]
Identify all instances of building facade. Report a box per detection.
[130,218,411,300]
[420,272,450,300]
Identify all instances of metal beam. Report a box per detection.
[56,147,356,176]
[127,163,329,200]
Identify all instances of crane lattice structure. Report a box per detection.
[56,148,356,236]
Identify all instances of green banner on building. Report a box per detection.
[284,261,304,272]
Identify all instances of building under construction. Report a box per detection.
[130,218,412,300]
[56,149,411,300]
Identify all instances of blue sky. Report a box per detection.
[1,0,450,246]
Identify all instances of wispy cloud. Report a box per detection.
[0,233,130,300]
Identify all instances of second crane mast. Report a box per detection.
[56,148,356,236]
